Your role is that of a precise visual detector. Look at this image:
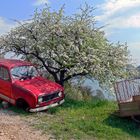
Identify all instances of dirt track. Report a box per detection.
[0,109,49,140]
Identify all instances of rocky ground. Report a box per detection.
[0,108,50,140]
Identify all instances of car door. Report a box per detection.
[0,66,12,103]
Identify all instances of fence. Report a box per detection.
[114,79,140,103]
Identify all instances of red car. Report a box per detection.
[0,59,65,112]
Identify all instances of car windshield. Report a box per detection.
[11,65,39,79]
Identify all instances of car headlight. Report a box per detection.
[58,91,62,97]
[38,97,43,103]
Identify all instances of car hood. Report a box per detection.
[13,77,63,96]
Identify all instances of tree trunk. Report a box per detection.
[51,70,66,87]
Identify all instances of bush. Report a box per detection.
[64,83,93,101]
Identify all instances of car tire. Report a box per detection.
[16,99,29,112]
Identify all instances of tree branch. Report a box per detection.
[64,72,87,81]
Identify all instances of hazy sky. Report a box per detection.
[0,0,140,65]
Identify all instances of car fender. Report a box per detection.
[12,85,37,108]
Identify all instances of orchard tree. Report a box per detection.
[0,5,129,86]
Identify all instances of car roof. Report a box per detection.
[0,59,32,69]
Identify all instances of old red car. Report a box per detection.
[0,59,65,112]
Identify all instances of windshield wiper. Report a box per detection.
[20,72,33,79]
[12,74,21,78]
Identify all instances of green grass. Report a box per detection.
[3,96,140,140]
[20,98,140,140]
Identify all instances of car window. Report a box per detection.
[11,65,38,79]
[0,67,10,81]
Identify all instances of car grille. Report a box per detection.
[42,91,59,102]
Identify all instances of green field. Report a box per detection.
[10,98,140,140]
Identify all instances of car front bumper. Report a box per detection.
[29,99,65,112]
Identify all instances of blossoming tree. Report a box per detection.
[0,5,129,86]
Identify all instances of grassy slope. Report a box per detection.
[11,98,140,140]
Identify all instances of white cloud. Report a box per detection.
[34,0,49,6]
[103,13,140,30]
[0,17,15,35]
[98,0,140,21]
[96,0,140,36]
